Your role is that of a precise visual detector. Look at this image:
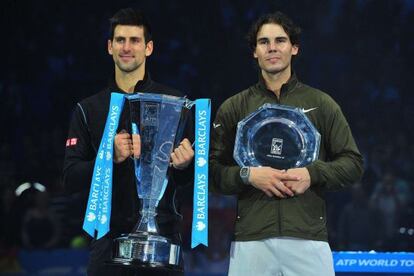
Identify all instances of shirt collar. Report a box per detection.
[257,71,299,96]
[108,71,152,94]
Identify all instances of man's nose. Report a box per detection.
[122,40,131,51]
[268,41,277,52]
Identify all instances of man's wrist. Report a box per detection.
[240,166,250,185]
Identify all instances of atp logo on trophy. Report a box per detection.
[270,138,283,155]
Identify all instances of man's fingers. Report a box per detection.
[269,168,301,181]
[284,182,292,190]
[177,143,194,159]
[115,141,132,150]
[171,152,187,170]
[113,141,132,164]
[122,144,132,154]
[180,138,193,151]
[277,181,294,197]
[171,152,179,164]
[132,146,140,158]
[268,185,285,198]
[173,147,185,161]
[170,140,195,170]
[179,145,193,160]
[279,173,301,181]
[132,134,141,158]
[118,140,132,146]
[116,133,131,140]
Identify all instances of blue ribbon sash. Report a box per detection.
[191,99,211,248]
[82,93,124,239]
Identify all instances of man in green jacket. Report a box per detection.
[210,11,363,276]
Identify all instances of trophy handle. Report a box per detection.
[173,99,194,148]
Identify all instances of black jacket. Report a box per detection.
[63,73,193,241]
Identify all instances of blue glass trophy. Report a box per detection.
[234,104,320,169]
[110,93,193,271]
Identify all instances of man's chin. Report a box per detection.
[266,69,282,75]
[264,65,288,75]
[119,65,139,73]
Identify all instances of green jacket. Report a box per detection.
[210,73,364,242]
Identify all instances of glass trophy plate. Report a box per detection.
[234,103,320,169]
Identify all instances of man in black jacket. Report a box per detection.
[63,8,193,276]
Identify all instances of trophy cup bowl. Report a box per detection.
[109,93,193,271]
[234,103,320,169]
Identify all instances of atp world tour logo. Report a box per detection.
[270,138,283,155]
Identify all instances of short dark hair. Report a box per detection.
[247,12,301,52]
[109,8,152,43]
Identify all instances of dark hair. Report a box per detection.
[247,12,301,51]
[109,8,152,43]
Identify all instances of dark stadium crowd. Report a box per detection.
[1,0,413,274]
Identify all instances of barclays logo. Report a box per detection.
[100,214,107,224]
[106,151,112,161]
[196,221,206,231]
[197,157,207,167]
[87,212,96,222]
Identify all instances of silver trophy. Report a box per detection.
[110,93,193,271]
[234,103,320,169]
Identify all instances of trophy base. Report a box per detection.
[108,233,182,272]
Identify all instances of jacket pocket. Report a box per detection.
[234,191,278,238]
[282,189,327,237]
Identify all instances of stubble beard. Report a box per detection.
[263,61,290,76]
[115,59,141,73]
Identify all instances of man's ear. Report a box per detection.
[145,40,153,57]
[108,40,113,55]
[291,44,299,56]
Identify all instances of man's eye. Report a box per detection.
[258,40,269,45]
[116,38,124,43]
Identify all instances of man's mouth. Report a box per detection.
[120,55,134,61]
[266,56,280,62]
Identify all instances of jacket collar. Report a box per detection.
[257,71,299,96]
[108,71,153,94]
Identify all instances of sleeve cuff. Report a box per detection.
[306,161,322,186]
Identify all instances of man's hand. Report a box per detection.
[249,167,301,198]
[114,129,141,163]
[283,168,311,195]
[171,138,194,170]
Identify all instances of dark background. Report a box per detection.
[1,0,413,274]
